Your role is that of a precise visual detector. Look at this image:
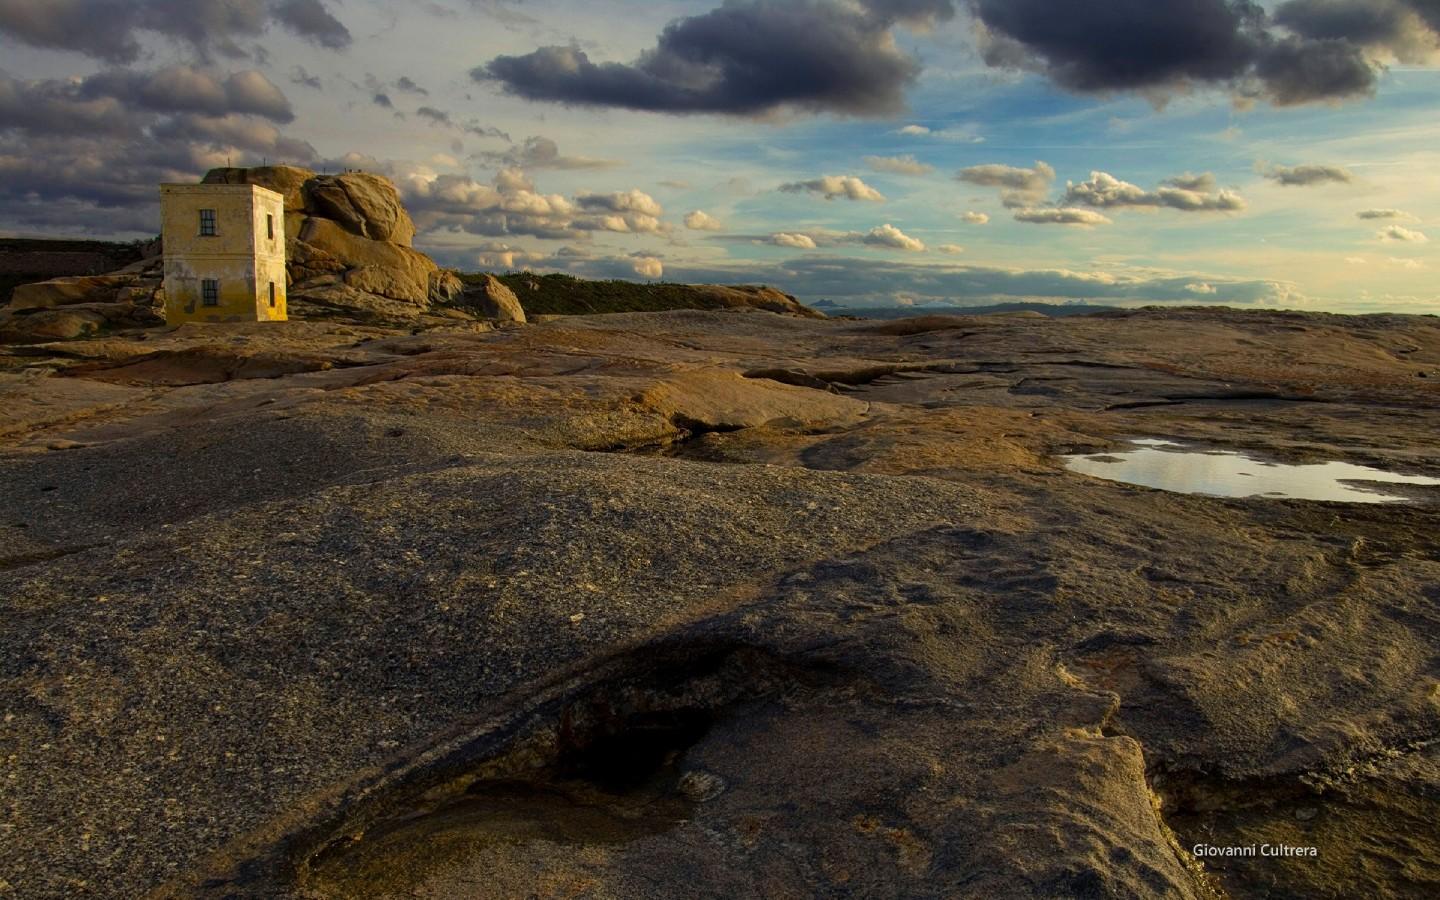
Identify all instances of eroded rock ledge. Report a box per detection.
[1,306,1437,898]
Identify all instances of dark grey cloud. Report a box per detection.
[1275,1,1440,61]
[396,76,429,96]
[967,0,1440,106]
[150,114,316,160]
[0,0,351,63]
[271,0,352,50]
[80,67,294,122]
[475,0,955,117]
[1063,171,1246,211]
[1356,207,1413,219]
[0,66,311,236]
[289,65,323,90]
[1263,162,1355,185]
[0,74,135,137]
[372,93,394,109]
[416,105,451,124]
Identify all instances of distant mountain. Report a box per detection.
[823,302,1120,319]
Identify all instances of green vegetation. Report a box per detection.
[461,272,735,316]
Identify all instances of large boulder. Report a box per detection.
[0,258,165,342]
[303,173,415,246]
[298,218,435,305]
[466,274,527,324]
[201,166,313,213]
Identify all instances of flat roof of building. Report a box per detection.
[159,183,283,200]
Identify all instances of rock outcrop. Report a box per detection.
[466,274,527,324]
[683,285,826,319]
[0,257,164,343]
[200,166,453,315]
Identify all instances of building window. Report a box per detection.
[199,209,217,236]
[267,214,275,241]
[269,282,277,308]
[202,279,220,307]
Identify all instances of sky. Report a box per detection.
[0,0,1438,313]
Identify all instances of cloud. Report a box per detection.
[0,0,352,63]
[372,93,394,109]
[684,210,723,231]
[862,223,926,251]
[1262,163,1355,185]
[1378,225,1428,242]
[658,255,1303,307]
[770,232,819,249]
[753,224,925,252]
[1161,172,1217,192]
[1357,208,1414,219]
[961,211,990,224]
[289,66,323,90]
[151,113,316,159]
[632,256,665,278]
[956,160,1055,208]
[936,243,965,254]
[1274,0,1440,64]
[1063,171,1246,212]
[475,0,957,117]
[271,0,351,50]
[1012,207,1112,226]
[479,136,621,170]
[864,154,934,175]
[573,188,665,233]
[899,124,931,135]
[77,66,294,122]
[0,65,311,234]
[779,174,886,201]
[858,223,927,250]
[342,157,669,242]
[415,106,453,125]
[395,76,428,96]
[963,0,1440,107]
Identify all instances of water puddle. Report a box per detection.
[1064,439,1440,503]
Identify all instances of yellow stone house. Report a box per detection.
[159,183,287,325]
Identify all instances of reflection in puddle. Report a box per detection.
[1064,439,1440,503]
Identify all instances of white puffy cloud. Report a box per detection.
[1063,171,1245,212]
[632,256,664,278]
[1012,207,1112,226]
[961,211,990,224]
[345,156,669,242]
[778,174,885,202]
[683,210,723,231]
[770,232,819,249]
[1378,225,1428,242]
[862,223,925,252]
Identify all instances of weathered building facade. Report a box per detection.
[160,183,287,325]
